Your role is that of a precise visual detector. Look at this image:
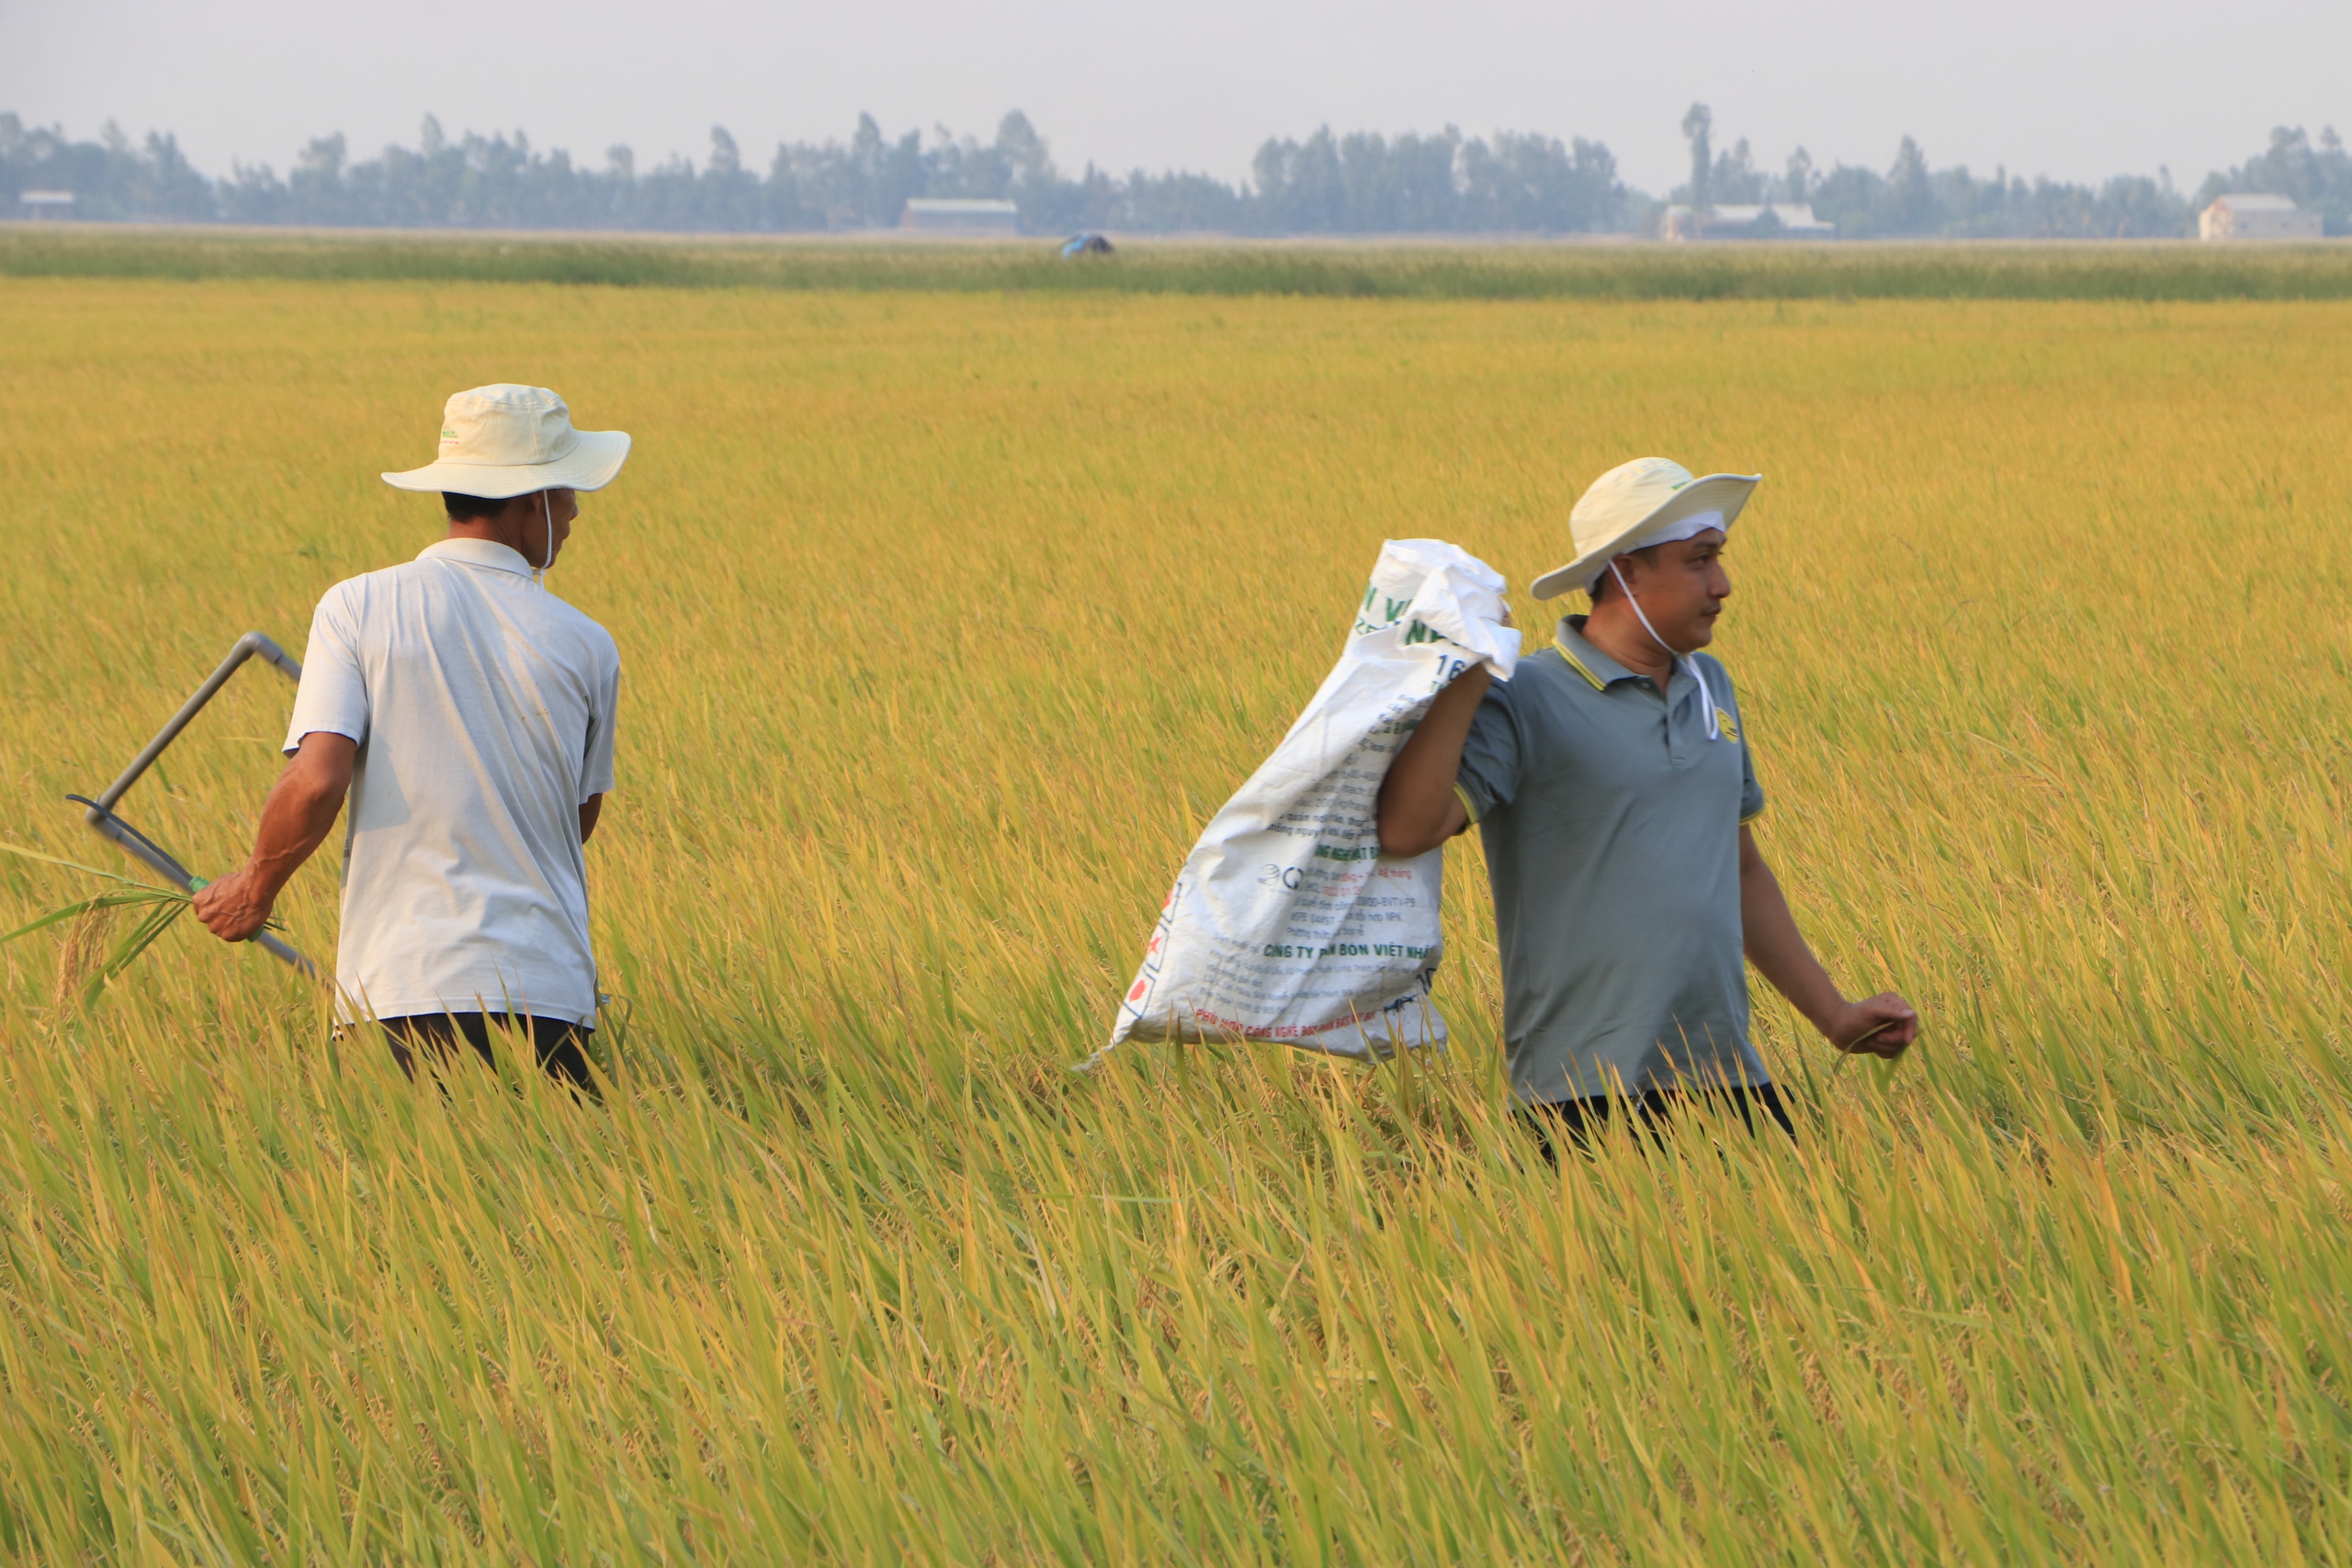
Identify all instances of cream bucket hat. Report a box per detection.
[1531,457,1760,601]
[382,384,630,498]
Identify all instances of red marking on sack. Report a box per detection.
[1185,1003,1396,1041]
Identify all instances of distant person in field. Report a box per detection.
[194,384,628,1090]
[1377,457,1917,1152]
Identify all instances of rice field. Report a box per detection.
[7,225,2352,300]
[4,275,2352,1563]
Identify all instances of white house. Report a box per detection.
[17,189,74,220]
[1662,203,1837,241]
[899,198,1020,236]
[2199,194,2323,241]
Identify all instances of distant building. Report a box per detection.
[899,198,1020,236]
[17,189,74,220]
[2199,193,2323,241]
[1662,203,1836,242]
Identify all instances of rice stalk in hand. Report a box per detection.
[4,885,189,1011]
[0,844,266,1010]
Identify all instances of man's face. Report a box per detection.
[1618,529,1732,650]
[548,488,579,556]
[529,487,580,566]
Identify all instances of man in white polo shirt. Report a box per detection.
[195,384,628,1088]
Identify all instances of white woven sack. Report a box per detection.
[1099,540,1519,1064]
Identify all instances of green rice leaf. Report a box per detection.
[0,897,107,947]
[0,841,177,891]
[1,889,185,946]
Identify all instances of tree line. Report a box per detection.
[1673,105,2348,239]
[4,107,2346,238]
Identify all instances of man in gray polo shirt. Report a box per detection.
[1378,457,1916,1146]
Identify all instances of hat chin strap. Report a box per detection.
[537,491,554,584]
[1608,560,1720,742]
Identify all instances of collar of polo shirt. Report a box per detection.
[1553,615,1647,692]
[419,537,540,578]
[1555,615,1740,744]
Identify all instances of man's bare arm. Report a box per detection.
[193,732,357,942]
[1738,824,1917,1057]
[1376,664,1491,857]
[580,794,603,844]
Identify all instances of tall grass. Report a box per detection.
[3,278,2352,1562]
[6,225,2352,299]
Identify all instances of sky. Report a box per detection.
[3,0,2346,196]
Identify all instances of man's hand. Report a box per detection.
[194,731,356,944]
[1824,993,1919,1058]
[194,871,277,942]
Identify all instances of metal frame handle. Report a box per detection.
[87,631,302,818]
[78,631,320,979]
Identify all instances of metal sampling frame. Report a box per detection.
[75,631,320,977]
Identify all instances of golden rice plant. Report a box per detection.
[0,274,2349,1562]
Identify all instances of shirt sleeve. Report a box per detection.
[1729,670,1766,823]
[580,640,619,802]
[282,587,369,755]
[1453,678,1522,826]
[1740,732,1766,823]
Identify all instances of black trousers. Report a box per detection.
[1522,1083,1796,1162]
[378,1011,597,1093]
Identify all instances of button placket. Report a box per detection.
[1667,671,1690,766]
